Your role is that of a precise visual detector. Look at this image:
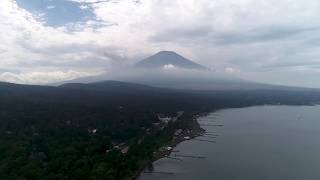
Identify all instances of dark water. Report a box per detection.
[139,105,320,180]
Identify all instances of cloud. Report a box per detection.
[211,26,320,45]
[163,64,178,70]
[225,67,240,74]
[47,5,56,9]
[1,0,320,87]
[0,70,102,85]
[149,26,212,43]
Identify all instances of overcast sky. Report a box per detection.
[1,0,320,87]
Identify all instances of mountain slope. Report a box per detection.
[52,51,319,91]
[134,51,207,70]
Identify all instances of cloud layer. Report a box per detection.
[1,0,320,87]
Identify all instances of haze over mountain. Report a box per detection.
[54,51,318,91]
[53,51,244,90]
[134,51,208,70]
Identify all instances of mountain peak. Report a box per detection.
[134,51,207,70]
[156,51,178,55]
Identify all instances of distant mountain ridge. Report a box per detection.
[50,51,320,91]
[134,51,208,70]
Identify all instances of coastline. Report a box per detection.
[134,104,320,179]
[133,105,320,180]
[133,112,208,180]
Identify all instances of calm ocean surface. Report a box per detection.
[139,105,320,180]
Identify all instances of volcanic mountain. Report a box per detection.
[54,51,314,91]
[134,51,208,70]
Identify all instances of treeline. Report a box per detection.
[0,81,320,179]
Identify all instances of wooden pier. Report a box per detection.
[143,171,174,175]
[200,124,224,127]
[173,154,206,159]
[193,138,216,143]
[165,156,183,161]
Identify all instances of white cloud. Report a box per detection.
[47,5,56,9]
[79,5,89,9]
[0,70,102,85]
[225,67,239,74]
[163,64,177,70]
[1,0,320,87]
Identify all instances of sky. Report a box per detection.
[1,0,320,87]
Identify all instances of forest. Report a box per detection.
[0,81,320,179]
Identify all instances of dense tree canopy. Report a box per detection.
[0,81,320,179]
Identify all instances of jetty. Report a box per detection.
[165,156,183,161]
[173,154,206,159]
[193,138,216,143]
[200,124,224,127]
[204,133,218,136]
[143,171,174,175]
[201,134,218,138]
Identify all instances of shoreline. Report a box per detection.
[133,112,208,179]
[133,105,320,179]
